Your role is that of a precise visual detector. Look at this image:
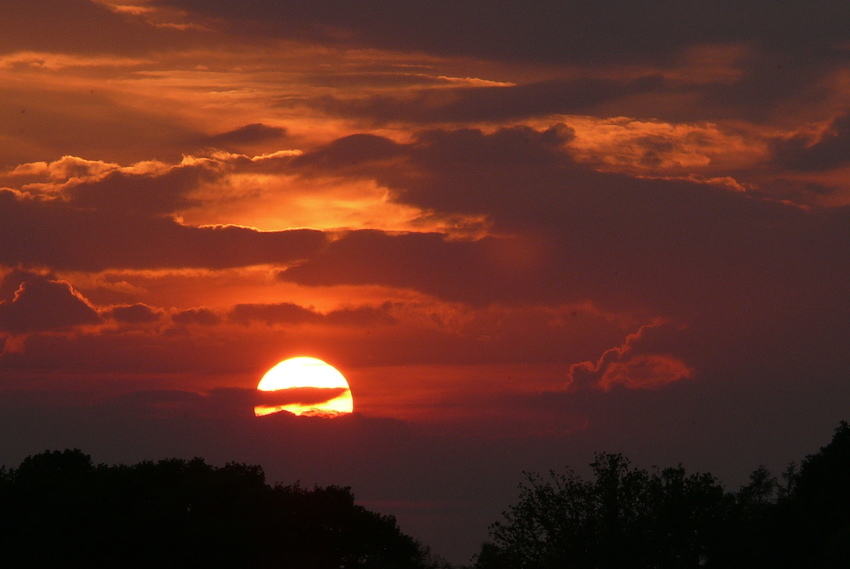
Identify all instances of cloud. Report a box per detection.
[566,320,693,391]
[0,271,101,334]
[156,1,850,124]
[112,387,349,419]
[773,113,850,171]
[198,123,288,148]
[410,124,573,171]
[164,1,850,66]
[230,302,397,327]
[230,302,319,326]
[323,305,397,327]
[4,155,120,182]
[172,308,221,326]
[309,75,667,124]
[278,230,505,305]
[0,189,328,271]
[597,354,694,391]
[106,303,161,324]
[300,71,457,90]
[290,134,405,170]
[66,163,212,216]
[0,0,206,56]
[279,126,850,324]
[109,388,351,419]
[256,386,350,407]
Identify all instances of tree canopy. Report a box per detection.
[475,421,850,569]
[0,451,432,569]
[3,421,850,568]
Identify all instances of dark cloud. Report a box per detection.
[256,386,349,407]
[278,230,502,304]
[290,134,405,171]
[231,303,318,326]
[0,269,45,301]
[66,164,212,216]
[107,303,161,324]
[172,308,221,326]
[773,113,850,171]
[275,120,850,447]
[199,123,288,148]
[0,189,328,271]
[309,75,667,124]
[0,0,204,56]
[323,305,397,327]
[410,123,572,172]
[695,52,844,123]
[111,388,349,418]
[279,125,850,358]
[748,178,843,205]
[162,1,850,123]
[0,271,100,334]
[288,123,571,178]
[166,0,850,65]
[300,72,454,89]
[230,302,397,327]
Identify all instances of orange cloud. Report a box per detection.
[566,321,693,392]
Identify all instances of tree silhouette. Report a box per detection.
[476,421,850,569]
[772,421,850,568]
[7,421,850,568]
[481,453,731,569]
[0,450,432,569]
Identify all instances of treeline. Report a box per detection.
[0,451,443,569]
[473,421,850,569]
[2,422,849,568]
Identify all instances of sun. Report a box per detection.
[254,357,354,417]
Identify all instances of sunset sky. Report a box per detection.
[3,0,850,562]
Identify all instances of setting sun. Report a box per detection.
[254,357,354,417]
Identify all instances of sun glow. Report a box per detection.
[254,357,354,417]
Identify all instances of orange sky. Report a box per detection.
[3,0,850,562]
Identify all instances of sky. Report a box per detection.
[2,0,850,562]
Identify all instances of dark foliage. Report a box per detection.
[755,421,850,568]
[478,453,732,569]
[0,451,430,569]
[4,422,850,569]
[475,421,850,569]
